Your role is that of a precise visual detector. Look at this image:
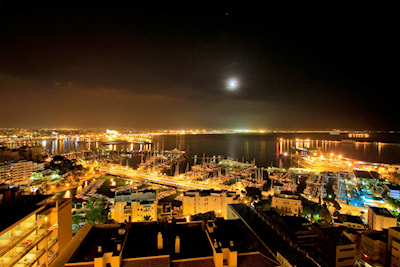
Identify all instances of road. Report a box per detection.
[104,165,230,190]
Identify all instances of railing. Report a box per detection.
[0,224,37,258]
[25,237,58,267]
[3,229,54,267]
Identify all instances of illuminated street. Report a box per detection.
[79,160,231,191]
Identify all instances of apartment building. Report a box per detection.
[360,230,387,267]
[182,190,239,219]
[312,224,356,267]
[0,160,44,186]
[368,207,397,231]
[271,192,303,215]
[388,227,400,267]
[110,189,158,222]
[0,189,72,266]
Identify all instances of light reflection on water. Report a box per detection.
[12,134,400,168]
[153,134,400,167]
[38,138,151,155]
[278,138,400,165]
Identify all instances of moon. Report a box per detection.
[227,79,238,90]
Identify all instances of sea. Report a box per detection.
[153,133,400,168]
[36,132,400,169]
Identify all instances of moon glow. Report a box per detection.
[227,79,238,90]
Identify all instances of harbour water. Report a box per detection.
[14,132,400,168]
[153,133,400,167]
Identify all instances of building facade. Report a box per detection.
[271,194,303,215]
[360,231,387,267]
[182,190,239,219]
[0,193,72,266]
[0,160,44,186]
[110,189,158,222]
[368,207,397,231]
[388,227,400,267]
[312,224,356,267]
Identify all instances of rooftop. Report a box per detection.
[68,224,126,263]
[67,221,213,264]
[363,230,387,243]
[280,216,313,233]
[123,221,212,260]
[337,214,364,225]
[369,207,395,218]
[261,210,312,233]
[275,191,301,199]
[184,189,233,197]
[312,224,354,246]
[115,189,157,202]
[209,219,274,255]
[229,204,318,266]
[278,249,318,267]
[63,218,282,267]
[390,227,400,232]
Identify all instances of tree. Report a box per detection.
[325,177,337,200]
[302,205,314,219]
[245,186,262,200]
[50,155,73,175]
[333,210,340,217]
[86,197,110,224]
[319,207,332,224]
[191,211,216,221]
[296,175,308,194]
[255,197,272,210]
[72,214,82,225]
[31,172,43,181]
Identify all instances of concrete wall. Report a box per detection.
[58,199,73,253]
[335,243,356,267]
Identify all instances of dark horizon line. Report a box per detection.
[0,127,399,133]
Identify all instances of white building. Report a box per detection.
[110,189,158,222]
[182,190,239,219]
[0,160,42,186]
[368,207,397,231]
[271,193,303,215]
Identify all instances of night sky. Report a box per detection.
[0,3,397,130]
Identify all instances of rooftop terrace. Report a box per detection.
[123,221,212,260]
[68,224,126,263]
[63,218,280,267]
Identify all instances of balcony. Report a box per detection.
[1,228,56,267]
[0,215,58,267]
